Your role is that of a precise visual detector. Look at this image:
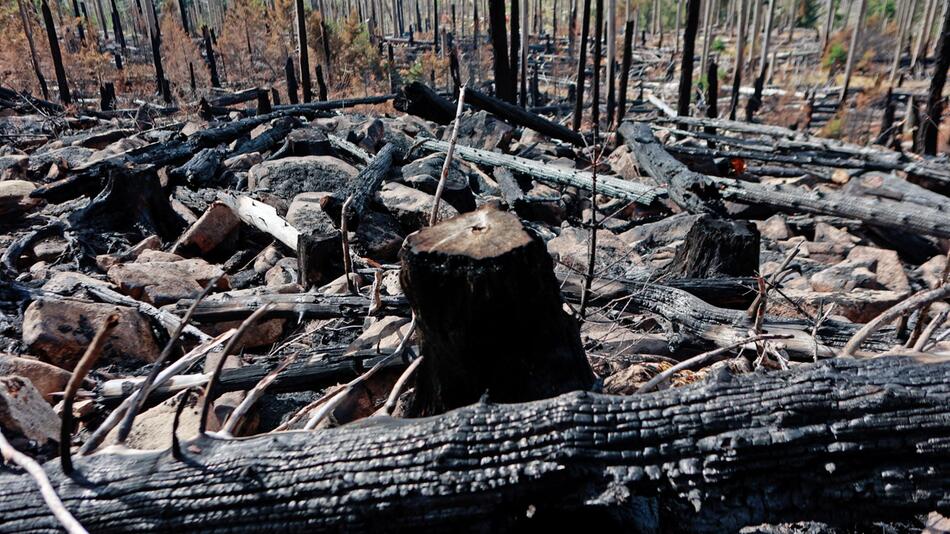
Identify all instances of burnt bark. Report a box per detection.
[400,206,594,416]
[1,358,946,532]
[920,0,950,155]
[40,0,70,105]
[488,0,515,102]
[677,0,701,117]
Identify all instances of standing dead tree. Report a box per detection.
[677,0,701,117]
[920,0,950,155]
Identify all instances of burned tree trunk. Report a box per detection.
[572,0,592,131]
[658,215,760,278]
[1,358,947,532]
[202,25,220,88]
[41,0,70,105]
[296,0,313,103]
[400,206,594,416]
[617,15,634,125]
[677,0,701,117]
[920,0,950,155]
[285,57,299,104]
[488,0,515,102]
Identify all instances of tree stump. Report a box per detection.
[659,215,760,278]
[400,206,594,416]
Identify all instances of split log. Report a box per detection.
[419,138,662,206]
[218,194,299,250]
[321,142,400,226]
[400,206,594,415]
[1,358,947,531]
[171,292,409,323]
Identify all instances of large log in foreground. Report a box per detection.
[1,357,947,532]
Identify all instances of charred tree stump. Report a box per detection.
[704,59,718,140]
[877,87,897,148]
[41,0,70,105]
[658,215,760,278]
[256,88,272,114]
[99,82,116,111]
[745,61,767,122]
[285,57,299,104]
[202,25,220,88]
[315,64,328,101]
[400,206,595,416]
[295,0,312,103]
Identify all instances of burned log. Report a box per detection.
[464,87,585,146]
[401,206,594,415]
[1,358,947,531]
[321,142,400,226]
[171,291,409,323]
[393,81,456,124]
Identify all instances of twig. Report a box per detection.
[0,430,88,534]
[218,354,295,437]
[843,284,950,357]
[811,302,837,362]
[303,319,416,430]
[913,309,948,352]
[60,314,119,475]
[747,241,802,318]
[114,274,223,447]
[637,333,793,393]
[375,356,423,417]
[340,195,356,294]
[79,330,235,455]
[198,305,274,435]
[171,388,199,461]
[429,86,467,226]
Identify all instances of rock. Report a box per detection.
[134,250,185,263]
[378,182,459,231]
[254,244,284,274]
[223,151,262,171]
[265,257,299,287]
[755,214,791,241]
[31,236,67,262]
[201,318,286,351]
[27,146,94,176]
[346,316,412,354]
[602,362,671,395]
[619,213,703,247]
[285,192,337,235]
[104,392,202,450]
[0,180,41,218]
[247,156,358,201]
[107,258,228,306]
[42,271,114,295]
[813,222,859,249]
[548,227,633,277]
[0,376,60,444]
[22,299,161,370]
[0,154,29,180]
[353,210,405,262]
[809,259,883,292]
[95,235,162,270]
[847,246,911,294]
[0,354,74,403]
[86,137,148,163]
[172,202,240,257]
[353,118,386,152]
[605,144,640,179]
[916,255,947,289]
[769,288,906,323]
[450,110,514,151]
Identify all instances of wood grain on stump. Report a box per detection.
[400,205,594,416]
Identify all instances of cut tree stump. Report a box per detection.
[658,215,760,278]
[400,206,594,415]
[0,358,947,532]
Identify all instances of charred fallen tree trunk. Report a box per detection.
[1,357,947,532]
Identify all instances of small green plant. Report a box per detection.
[404,58,426,83]
[823,42,848,71]
[712,37,726,53]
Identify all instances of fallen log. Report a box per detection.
[171,292,410,323]
[619,122,950,239]
[419,138,663,206]
[1,357,947,532]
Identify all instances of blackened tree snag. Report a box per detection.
[658,215,760,278]
[920,0,950,155]
[705,59,718,139]
[617,16,634,125]
[41,0,70,105]
[315,64,328,101]
[296,0,312,103]
[400,206,594,416]
[572,0,592,131]
[202,25,220,88]
[677,0,700,117]
[285,57,299,104]
[509,0,520,102]
[488,0,514,102]
[178,0,189,34]
[591,0,603,128]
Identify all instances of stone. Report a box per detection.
[0,154,28,180]
[754,214,792,241]
[809,259,883,292]
[548,227,634,277]
[42,271,114,295]
[847,246,911,294]
[223,151,262,171]
[107,258,228,306]
[265,257,299,287]
[346,316,413,354]
[378,182,459,231]
[769,288,906,323]
[285,192,337,235]
[31,237,67,262]
[134,249,186,263]
[813,222,859,248]
[353,210,405,262]
[22,299,161,370]
[247,156,359,201]
[0,180,40,218]
[353,118,386,152]
[0,376,60,444]
[172,202,240,257]
[916,255,947,289]
[619,213,703,247]
[0,354,74,403]
[95,235,162,270]
[104,391,202,450]
[451,110,514,151]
